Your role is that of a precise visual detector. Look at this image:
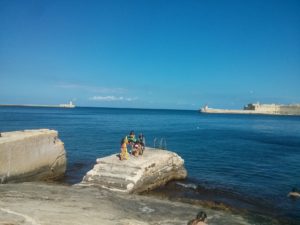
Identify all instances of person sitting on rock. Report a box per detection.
[131,142,141,157]
[127,130,136,144]
[127,130,136,154]
[138,133,145,155]
[120,136,129,160]
[187,211,208,225]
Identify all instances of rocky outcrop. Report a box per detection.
[0,182,257,225]
[0,129,66,183]
[80,148,187,193]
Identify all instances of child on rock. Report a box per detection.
[120,137,129,160]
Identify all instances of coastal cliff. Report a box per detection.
[80,148,187,193]
[0,129,67,183]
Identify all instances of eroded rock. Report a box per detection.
[80,148,187,193]
[0,129,67,183]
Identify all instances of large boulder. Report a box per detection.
[81,148,187,193]
[0,129,67,183]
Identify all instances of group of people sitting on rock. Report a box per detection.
[119,130,145,160]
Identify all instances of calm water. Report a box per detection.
[0,106,300,224]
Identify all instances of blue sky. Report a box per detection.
[0,0,299,109]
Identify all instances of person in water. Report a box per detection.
[187,211,208,225]
[120,136,129,160]
[288,188,300,198]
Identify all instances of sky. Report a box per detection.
[0,0,299,109]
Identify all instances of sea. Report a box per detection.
[0,106,299,225]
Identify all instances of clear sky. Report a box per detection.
[0,0,299,109]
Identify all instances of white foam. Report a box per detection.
[176,182,198,190]
[139,206,155,213]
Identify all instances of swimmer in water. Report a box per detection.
[288,188,300,198]
[187,211,208,225]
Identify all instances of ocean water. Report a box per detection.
[0,106,299,224]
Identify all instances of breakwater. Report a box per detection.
[0,101,75,108]
[200,103,300,115]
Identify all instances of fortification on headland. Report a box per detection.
[200,103,300,116]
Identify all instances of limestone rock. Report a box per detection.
[81,148,187,193]
[0,182,256,225]
[0,129,67,183]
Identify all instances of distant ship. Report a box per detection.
[200,103,300,116]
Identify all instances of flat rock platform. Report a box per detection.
[81,148,187,193]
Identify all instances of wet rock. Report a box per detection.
[0,129,67,183]
[80,148,187,193]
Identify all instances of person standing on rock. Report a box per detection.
[138,133,145,155]
[120,136,129,160]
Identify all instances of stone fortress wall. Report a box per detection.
[244,103,300,115]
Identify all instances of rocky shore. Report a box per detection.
[0,129,258,224]
[0,182,254,225]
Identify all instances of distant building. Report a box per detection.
[59,101,75,108]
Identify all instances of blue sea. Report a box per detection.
[0,106,300,224]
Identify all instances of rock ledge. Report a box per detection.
[81,148,187,193]
[0,129,67,183]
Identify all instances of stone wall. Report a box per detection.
[247,103,300,115]
[278,105,300,115]
[0,129,67,183]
